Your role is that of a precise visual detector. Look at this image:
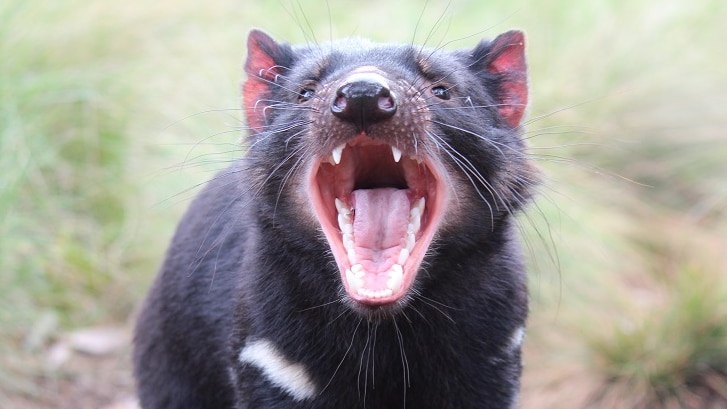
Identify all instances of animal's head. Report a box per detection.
[241,29,536,315]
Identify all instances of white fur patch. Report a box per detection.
[508,326,526,352]
[238,339,317,401]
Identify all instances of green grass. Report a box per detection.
[589,264,727,406]
[0,2,148,398]
[1,0,726,407]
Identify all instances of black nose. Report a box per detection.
[331,74,397,131]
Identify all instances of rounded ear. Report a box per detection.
[242,29,294,132]
[471,30,528,128]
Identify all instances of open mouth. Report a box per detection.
[309,135,445,306]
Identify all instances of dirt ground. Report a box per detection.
[4,327,138,409]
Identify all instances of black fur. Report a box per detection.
[134,29,537,409]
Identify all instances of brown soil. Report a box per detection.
[3,334,137,409]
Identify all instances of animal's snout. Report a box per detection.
[331,71,397,131]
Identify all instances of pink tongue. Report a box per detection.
[352,188,410,274]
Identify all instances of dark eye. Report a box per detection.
[431,86,451,100]
[298,88,316,103]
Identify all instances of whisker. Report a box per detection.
[392,319,411,398]
[413,290,457,324]
[320,318,362,395]
[426,130,500,223]
[296,299,341,312]
[357,321,373,403]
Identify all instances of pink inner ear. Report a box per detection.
[243,78,272,132]
[487,31,528,128]
[243,30,280,132]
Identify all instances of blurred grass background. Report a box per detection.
[1,0,725,407]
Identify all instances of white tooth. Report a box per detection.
[343,233,354,250]
[409,216,421,234]
[346,269,363,290]
[336,198,352,219]
[379,289,393,298]
[341,223,353,234]
[386,273,404,292]
[347,248,357,264]
[410,207,421,223]
[390,264,403,275]
[331,143,345,165]
[397,248,409,265]
[391,146,402,163]
[387,266,403,292]
[406,233,415,252]
[337,214,349,230]
[335,198,347,213]
[351,264,364,276]
[415,197,425,214]
[358,288,393,299]
[408,199,423,234]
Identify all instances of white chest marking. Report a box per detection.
[238,338,317,401]
[508,326,526,352]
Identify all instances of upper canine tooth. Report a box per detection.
[331,143,345,165]
[391,146,402,163]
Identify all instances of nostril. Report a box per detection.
[331,94,348,114]
[330,77,397,130]
[377,93,395,112]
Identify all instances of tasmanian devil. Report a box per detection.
[133,28,539,409]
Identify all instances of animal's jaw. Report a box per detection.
[308,134,448,307]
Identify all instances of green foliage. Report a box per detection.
[1,1,136,328]
[587,263,727,406]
